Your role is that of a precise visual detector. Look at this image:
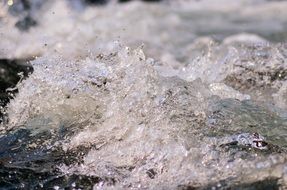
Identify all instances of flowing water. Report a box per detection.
[0,0,287,189]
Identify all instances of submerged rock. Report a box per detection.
[15,15,37,31]
[7,0,45,31]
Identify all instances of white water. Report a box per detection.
[0,0,287,189]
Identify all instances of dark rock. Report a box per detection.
[84,0,109,5]
[67,0,110,11]
[141,0,162,2]
[15,16,37,31]
[8,0,45,16]
[0,59,33,93]
[0,59,33,123]
[8,0,45,31]
[118,0,162,2]
[146,169,157,179]
[118,0,132,2]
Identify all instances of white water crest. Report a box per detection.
[0,0,287,189]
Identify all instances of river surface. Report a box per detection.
[0,0,287,189]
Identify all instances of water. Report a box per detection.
[0,0,287,189]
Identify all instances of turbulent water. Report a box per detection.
[0,0,287,189]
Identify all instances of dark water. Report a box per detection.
[0,59,33,123]
[1,0,287,189]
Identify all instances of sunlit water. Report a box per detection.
[0,0,287,189]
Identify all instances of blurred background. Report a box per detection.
[0,0,287,189]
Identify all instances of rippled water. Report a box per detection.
[0,0,287,189]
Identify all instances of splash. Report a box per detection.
[0,0,287,189]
